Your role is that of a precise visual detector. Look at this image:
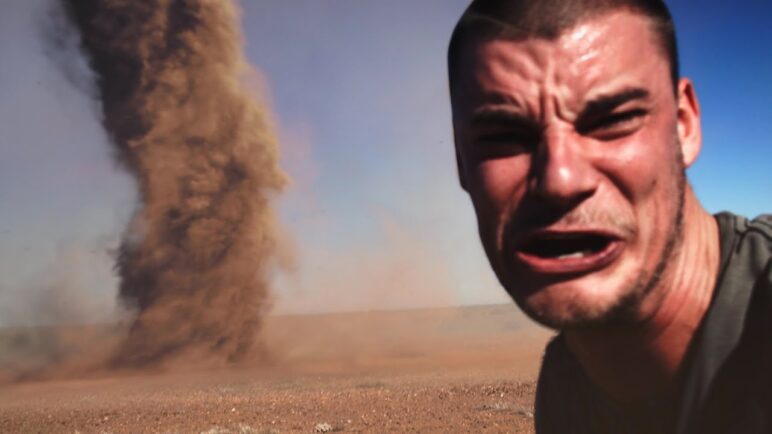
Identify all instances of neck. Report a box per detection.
[564,186,720,402]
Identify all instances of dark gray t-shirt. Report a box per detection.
[534,213,772,434]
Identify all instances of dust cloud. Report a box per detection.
[1,0,534,384]
[62,0,286,368]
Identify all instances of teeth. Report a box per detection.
[556,251,590,259]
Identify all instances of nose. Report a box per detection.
[528,127,599,209]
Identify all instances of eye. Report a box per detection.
[578,109,647,139]
[470,130,539,160]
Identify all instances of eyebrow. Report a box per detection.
[582,87,651,115]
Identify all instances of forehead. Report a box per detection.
[453,11,671,114]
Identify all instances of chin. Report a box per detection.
[506,275,647,330]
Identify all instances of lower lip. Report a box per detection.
[513,240,624,274]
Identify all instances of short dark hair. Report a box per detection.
[448,0,679,98]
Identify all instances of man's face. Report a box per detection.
[451,11,700,328]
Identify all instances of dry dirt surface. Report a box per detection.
[0,304,552,433]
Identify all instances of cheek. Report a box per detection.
[468,157,531,248]
[472,157,531,206]
[597,132,682,257]
[596,132,674,202]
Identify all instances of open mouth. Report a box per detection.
[521,233,612,259]
[513,232,623,274]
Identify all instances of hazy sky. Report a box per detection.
[0,0,770,325]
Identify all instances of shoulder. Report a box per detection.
[719,212,772,245]
[535,335,590,433]
[732,213,772,242]
[744,215,772,262]
[716,212,772,276]
[536,334,575,390]
[690,214,772,434]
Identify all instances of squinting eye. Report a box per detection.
[476,132,532,144]
[581,109,647,138]
[598,110,644,128]
[472,132,538,159]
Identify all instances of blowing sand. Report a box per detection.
[0,304,551,433]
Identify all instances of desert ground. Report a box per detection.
[0,304,552,433]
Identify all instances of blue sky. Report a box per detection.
[0,0,769,325]
[668,1,772,216]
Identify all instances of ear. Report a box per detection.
[676,78,702,168]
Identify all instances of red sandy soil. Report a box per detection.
[0,304,552,433]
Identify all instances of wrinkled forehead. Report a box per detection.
[451,11,671,115]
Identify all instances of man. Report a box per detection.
[447,0,772,432]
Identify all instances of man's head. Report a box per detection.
[449,0,703,329]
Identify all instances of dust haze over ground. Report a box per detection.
[62,0,287,368]
[0,304,551,433]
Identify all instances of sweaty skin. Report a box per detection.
[452,11,720,401]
